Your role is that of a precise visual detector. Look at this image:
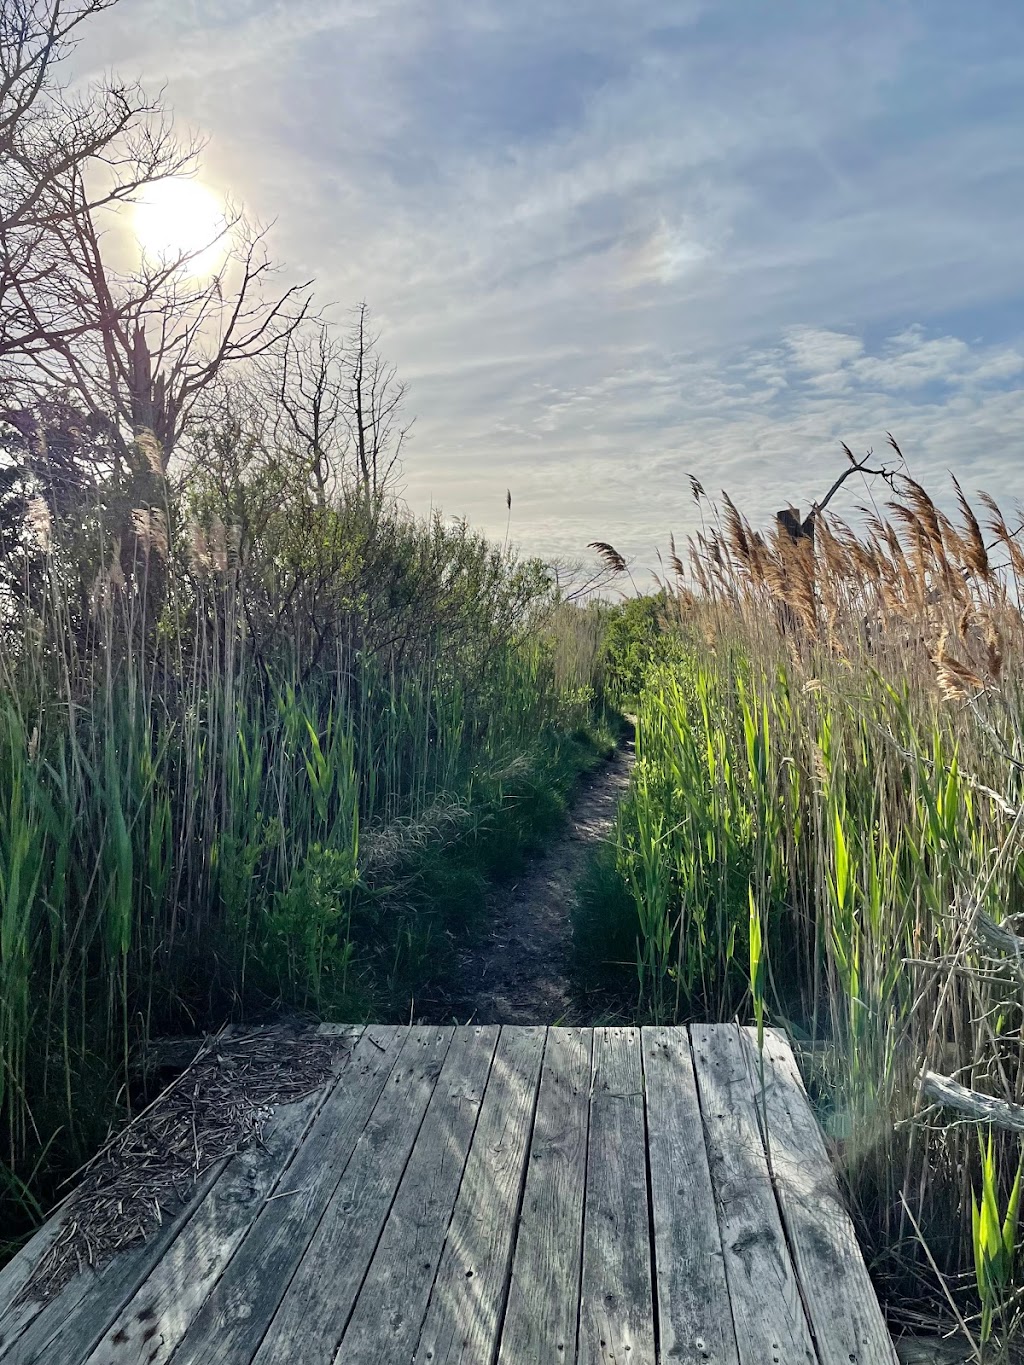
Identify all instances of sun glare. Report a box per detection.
[133,178,227,274]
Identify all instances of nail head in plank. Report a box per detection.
[498,1027,593,1365]
[577,1027,656,1365]
[742,1028,898,1365]
[170,1024,405,1365]
[642,1027,740,1365]
[413,1025,547,1365]
[690,1024,817,1365]
[337,1025,500,1365]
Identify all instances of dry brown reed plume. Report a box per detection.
[588,541,628,575]
[669,473,1024,700]
[592,467,1023,695]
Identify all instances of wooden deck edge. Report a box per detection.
[0,1027,361,1345]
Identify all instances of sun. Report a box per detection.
[133,178,227,273]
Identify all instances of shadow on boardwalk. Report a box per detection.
[420,738,635,1025]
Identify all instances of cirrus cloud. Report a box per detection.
[69,0,1024,570]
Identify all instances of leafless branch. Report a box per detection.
[1,0,312,467]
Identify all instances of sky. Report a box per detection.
[72,0,1024,572]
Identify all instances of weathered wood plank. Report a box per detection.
[642,1026,739,1365]
[2,1024,903,1365]
[336,1025,500,1365]
[80,1087,326,1365]
[497,1027,593,1365]
[413,1026,546,1365]
[742,1028,898,1365]
[252,1026,454,1365]
[0,1160,229,1365]
[0,1027,361,1365]
[690,1024,817,1365]
[0,1210,72,1356]
[169,1024,405,1365]
[577,1027,656,1365]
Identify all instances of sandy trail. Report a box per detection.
[422,740,635,1024]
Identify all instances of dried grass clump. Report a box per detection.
[361,797,474,879]
[23,1025,345,1303]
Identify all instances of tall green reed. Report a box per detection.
[604,470,1024,1334]
[0,481,603,1250]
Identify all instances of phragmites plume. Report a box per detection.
[130,507,169,560]
[108,543,126,591]
[689,538,711,595]
[132,429,165,477]
[206,514,225,571]
[721,492,749,563]
[981,491,1024,582]
[189,523,212,572]
[981,612,1005,683]
[90,539,126,616]
[189,515,241,574]
[669,533,685,579]
[901,478,944,554]
[688,473,705,502]
[932,629,986,702]
[952,475,991,582]
[778,534,818,633]
[588,541,627,574]
[25,495,52,550]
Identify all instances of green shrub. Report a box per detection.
[602,593,686,705]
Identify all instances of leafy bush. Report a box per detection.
[602,593,676,704]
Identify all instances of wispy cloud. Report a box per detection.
[72,0,1024,568]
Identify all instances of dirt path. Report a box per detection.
[424,739,635,1024]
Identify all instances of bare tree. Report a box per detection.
[260,305,411,505]
[549,554,628,603]
[343,302,411,501]
[775,439,902,544]
[268,321,347,503]
[1,0,311,489]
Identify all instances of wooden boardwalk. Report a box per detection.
[0,1026,897,1365]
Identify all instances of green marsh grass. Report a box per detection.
[0,472,610,1258]
[589,474,1024,1351]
